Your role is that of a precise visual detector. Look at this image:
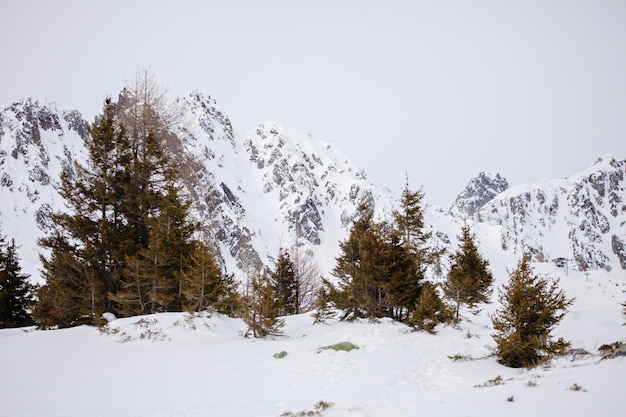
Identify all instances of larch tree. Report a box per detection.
[289,240,322,314]
[443,223,493,321]
[181,241,227,313]
[240,271,284,338]
[491,257,574,368]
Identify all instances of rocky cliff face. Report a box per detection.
[448,171,509,218]
[0,98,88,276]
[472,156,626,271]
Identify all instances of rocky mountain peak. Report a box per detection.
[448,171,509,218]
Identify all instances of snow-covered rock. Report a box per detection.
[448,171,509,218]
[474,155,626,271]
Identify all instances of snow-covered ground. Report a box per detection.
[1,262,624,417]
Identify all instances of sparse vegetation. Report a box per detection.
[568,383,587,392]
[281,400,334,417]
[475,375,504,388]
[598,340,626,360]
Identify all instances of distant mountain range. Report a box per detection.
[0,94,623,282]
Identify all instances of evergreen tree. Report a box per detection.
[443,223,493,321]
[409,281,450,333]
[491,257,574,368]
[240,271,284,338]
[113,180,197,314]
[35,98,131,326]
[0,236,34,328]
[330,201,392,320]
[270,249,298,316]
[387,180,441,321]
[621,300,626,325]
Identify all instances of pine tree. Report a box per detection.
[0,236,34,328]
[409,281,450,333]
[387,180,441,321]
[35,98,131,326]
[443,223,493,321]
[330,201,392,320]
[240,271,284,338]
[270,249,298,316]
[491,257,574,368]
[621,300,626,325]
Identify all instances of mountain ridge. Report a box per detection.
[0,95,624,284]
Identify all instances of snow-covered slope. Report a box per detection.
[1,259,624,417]
[472,155,626,271]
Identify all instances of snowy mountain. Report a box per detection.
[1,94,624,284]
[0,98,88,277]
[472,155,626,271]
[448,171,509,218]
[0,94,394,282]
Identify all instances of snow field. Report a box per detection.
[2,274,624,417]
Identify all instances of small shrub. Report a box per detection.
[507,396,514,402]
[273,351,288,359]
[448,354,473,362]
[598,340,626,360]
[281,400,334,416]
[568,383,587,392]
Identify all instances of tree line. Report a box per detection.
[0,71,611,368]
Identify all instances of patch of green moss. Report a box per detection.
[320,341,359,352]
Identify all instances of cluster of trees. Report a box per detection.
[240,246,321,337]
[32,72,237,328]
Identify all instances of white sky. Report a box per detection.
[1,0,625,208]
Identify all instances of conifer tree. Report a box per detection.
[330,201,392,320]
[270,249,298,316]
[388,180,441,321]
[240,271,284,337]
[621,300,626,325]
[0,236,34,328]
[35,98,131,326]
[443,223,493,321]
[409,282,450,333]
[491,257,574,368]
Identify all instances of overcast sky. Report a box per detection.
[1,0,625,208]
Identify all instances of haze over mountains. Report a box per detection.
[0,93,624,283]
